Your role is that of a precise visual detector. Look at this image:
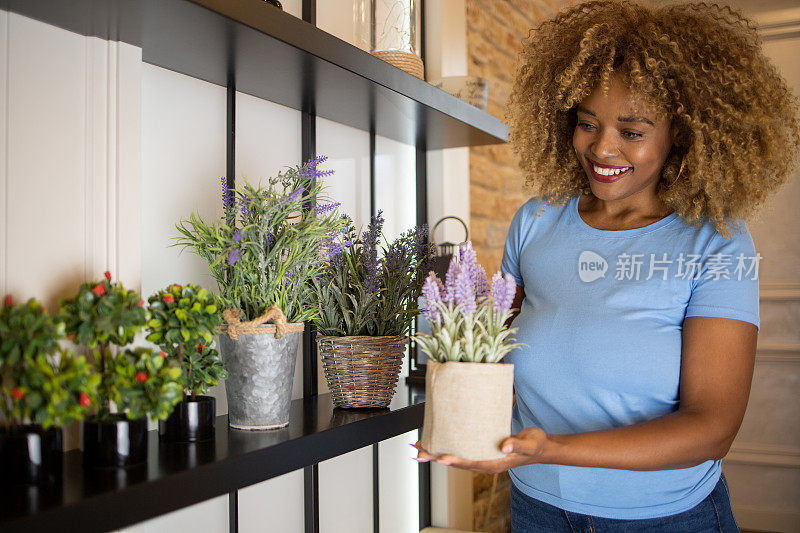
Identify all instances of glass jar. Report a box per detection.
[355,0,424,79]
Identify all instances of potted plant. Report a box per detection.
[313,211,435,408]
[175,156,344,430]
[0,296,97,484]
[414,243,523,461]
[59,272,184,468]
[146,283,225,442]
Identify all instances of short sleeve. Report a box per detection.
[685,221,760,330]
[500,202,528,287]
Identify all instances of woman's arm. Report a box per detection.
[416,315,758,472]
[534,316,757,470]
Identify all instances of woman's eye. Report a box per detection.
[577,122,642,140]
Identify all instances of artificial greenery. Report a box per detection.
[175,156,345,323]
[313,211,435,337]
[59,273,147,348]
[102,347,184,421]
[413,243,524,363]
[59,272,183,422]
[146,283,226,397]
[0,297,97,428]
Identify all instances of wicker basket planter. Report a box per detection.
[317,335,407,409]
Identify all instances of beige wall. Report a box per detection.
[721,6,800,532]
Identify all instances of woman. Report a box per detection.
[414,1,800,531]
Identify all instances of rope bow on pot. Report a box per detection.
[218,305,302,340]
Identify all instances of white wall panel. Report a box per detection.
[315,116,370,227]
[141,64,225,298]
[281,0,302,19]
[378,430,419,533]
[319,445,374,533]
[119,495,228,533]
[317,0,364,50]
[238,470,305,533]
[374,135,416,243]
[235,91,301,182]
[141,64,229,415]
[2,13,141,306]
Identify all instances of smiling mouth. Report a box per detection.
[587,161,633,183]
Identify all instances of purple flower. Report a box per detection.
[444,255,459,303]
[324,227,346,243]
[327,240,352,261]
[491,272,517,313]
[314,202,341,216]
[454,267,476,315]
[474,264,489,300]
[411,224,434,274]
[220,177,233,208]
[228,249,241,266]
[305,155,328,168]
[384,244,405,278]
[233,229,242,242]
[422,274,444,323]
[240,185,251,220]
[281,186,305,206]
[456,242,488,299]
[362,211,384,293]
[300,155,335,182]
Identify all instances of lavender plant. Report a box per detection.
[414,242,523,363]
[175,156,345,323]
[313,211,435,337]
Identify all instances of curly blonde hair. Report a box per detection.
[505,0,800,237]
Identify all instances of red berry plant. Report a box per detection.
[0,296,97,429]
[58,273,183,422]
[146,284,226,399]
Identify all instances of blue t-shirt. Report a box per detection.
[501,195,760,520]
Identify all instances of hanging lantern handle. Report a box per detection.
[430,216,470,255]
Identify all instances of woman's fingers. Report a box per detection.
[501,427,547,456]
[411,441,434,462]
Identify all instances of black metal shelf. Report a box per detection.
[0,382,425,533]
[5,0,508,150]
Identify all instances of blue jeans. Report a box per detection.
[510,473,740,532]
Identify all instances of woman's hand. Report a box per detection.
[412,427,548,474]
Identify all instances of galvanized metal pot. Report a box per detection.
[218,324,303,430]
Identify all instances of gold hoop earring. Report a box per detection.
[668,157,686,187]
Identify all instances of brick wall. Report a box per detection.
[467,0,577,274]
[466,1,576,531]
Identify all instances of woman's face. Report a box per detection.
[572,75,675,204]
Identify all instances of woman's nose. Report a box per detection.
[590,130,619,159]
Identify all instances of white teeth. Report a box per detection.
[593,165,631,176]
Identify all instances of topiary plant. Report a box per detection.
[146,284,226,398]
[0,296,97,428]
[59,272,183,422]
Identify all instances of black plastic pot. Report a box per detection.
[83,415,148,468]
[159,395,216,442]
[0,425,63,485]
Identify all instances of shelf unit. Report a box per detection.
[0,383,425,533]
[1,0,508,531]
[6,0,508,149]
